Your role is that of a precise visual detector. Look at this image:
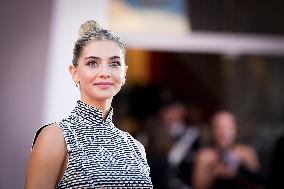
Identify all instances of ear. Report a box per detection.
[69,65,79,83]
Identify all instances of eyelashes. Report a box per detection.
[86,60,99,67]
[86,60,121,68]
[109,61,121,67]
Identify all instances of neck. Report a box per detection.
[81,97,112,120]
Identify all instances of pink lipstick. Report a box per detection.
[94,82,113,89]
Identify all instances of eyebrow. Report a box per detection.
[84,56,100,60]
[84,56,121,60]
[109,56,121,60]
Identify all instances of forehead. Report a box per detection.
[81,40,122,58]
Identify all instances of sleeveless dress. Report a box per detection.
[33,100,153,188]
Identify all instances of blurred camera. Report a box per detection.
[220,149,241,170]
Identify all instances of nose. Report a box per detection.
[98,63,110,78]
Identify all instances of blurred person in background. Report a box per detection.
[143,99,202,189]
[192,111,263,189]
[175,102,205,188]
[25,20,153,188]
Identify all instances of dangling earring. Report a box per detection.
[75,81,80,87]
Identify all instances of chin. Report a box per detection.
[89,89,115,99]
[92,94,114,101]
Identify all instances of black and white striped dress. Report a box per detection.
[33,100,153,188]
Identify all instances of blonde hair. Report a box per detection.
[72,20,126,66]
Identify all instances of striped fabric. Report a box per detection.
[34,100,153,188]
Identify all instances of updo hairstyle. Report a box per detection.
[72,20,126,67]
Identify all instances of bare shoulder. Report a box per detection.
[31,123,67,165]
[237,143,255,150]
[135,139,147,160]
[33,123,65,150]
[198,147,217,158]
[235,143,257,157]
[25,123,66,188]
[196,147,218,164]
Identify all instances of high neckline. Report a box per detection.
[73,100,113,125]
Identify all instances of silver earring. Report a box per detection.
[75,81,80,87]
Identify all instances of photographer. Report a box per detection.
[192,111,263,189]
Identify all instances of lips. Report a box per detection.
[94,82,113,89]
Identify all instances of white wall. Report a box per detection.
[0,0,51,188]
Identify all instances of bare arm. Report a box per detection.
[192,148,237,189]
[237,145,260,172]
[192,149,217,189]
[25,124,66,189]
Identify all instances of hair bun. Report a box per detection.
[78,20,102,38]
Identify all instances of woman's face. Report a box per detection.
[212,112,237,148]
[70,40,127,102]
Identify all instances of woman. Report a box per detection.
[25,20,153,188]
[192,111,262,189]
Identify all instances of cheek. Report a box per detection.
[78,69,96,82]
[228,129,236,140]
[215,127,229,140]
[113,69,125,83]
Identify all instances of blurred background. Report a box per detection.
[0,0,284,188]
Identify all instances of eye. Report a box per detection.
[109,61,121,67]
[86,60,99,67]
